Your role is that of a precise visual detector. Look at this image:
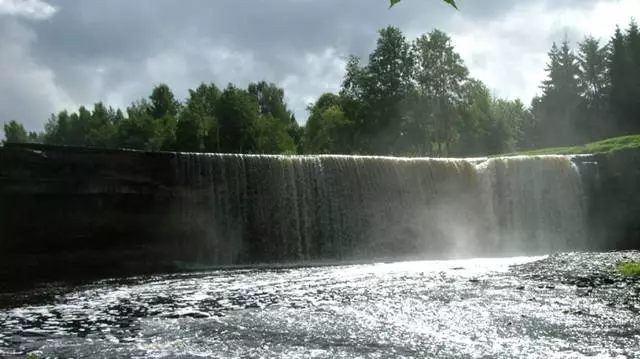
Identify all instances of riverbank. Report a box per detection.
[512,251,640,313]
[618,261,640,277]
[507,134,640,156]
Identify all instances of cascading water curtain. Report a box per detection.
[173,152,589,264]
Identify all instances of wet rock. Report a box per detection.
[163,311,210,319]
[20,329,47,337]
[245,302,263,309]
[576,280,593,288]
[147,296,175,306]
[576,288,592,297]
[569,309,587,316]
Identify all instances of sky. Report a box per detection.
[0,0,638,136]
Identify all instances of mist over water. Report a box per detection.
[173,153,589,264]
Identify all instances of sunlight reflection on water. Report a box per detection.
[1,253,638,359]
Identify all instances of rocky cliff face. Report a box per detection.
[0,143,188,287]
[576,150,640,251]
[1,143,638,288]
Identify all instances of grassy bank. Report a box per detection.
[507,135,640,156]
[617,262,640,277]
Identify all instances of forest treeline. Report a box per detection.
[3,20,640,156]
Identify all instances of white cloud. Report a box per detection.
[447,0,639,103]
[0,0,57,20]
[280,48,347,124]
[0,20,75,133]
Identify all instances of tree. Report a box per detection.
[339,55,368,152]
[15,21,640,157]
[248,81,291,123]
[85,102,117,147]
[148,84,181,120]
[43,111,68,145]
[142,84,180,151]
[150,114,178,151]
[113,100,157,150]
[177,83,220,152]
[215,84,260,153]
[578,36,608,103]
[611,19,640,134]
[577,36,610,140]
[41,108,90,147]
[411,29,469,155]
[608,26,631,134]
[304,93,354,154]
[488,98,527,154]
[2,121,30,144]
[358,26,414,154]
[247,81,299,153]
[288,114,303,154]
[533,39,582,147]
[455,79,493,156]
[254,114,297,154]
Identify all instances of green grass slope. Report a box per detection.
[508,135,640,156]
[616,261,640,277]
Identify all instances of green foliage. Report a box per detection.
[115,100,157,150]
[216,84,260,153]
[86,102,117,147]
[304,95,354,154]
[617,261,640,277]
[2,120,31,144]
[532,39,584,147]
[3,18,640,158]
[248,81,300,153]
[577,36,611,140]
[334,26,520,157]
[358,26,415,154]
[177,83,220,152]
[149,84,181,119]
[608,20,640,135]
[410,29,469,155]
[254,114,297,154]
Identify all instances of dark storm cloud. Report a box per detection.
[0,0,617,134]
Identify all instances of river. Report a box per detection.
[1,251,639,358]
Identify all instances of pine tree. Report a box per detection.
[608,25,635,134]
[533,39,582,146]
[577,36,610,140]
[625,19,640,133]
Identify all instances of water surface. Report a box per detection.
[1,252,639,358]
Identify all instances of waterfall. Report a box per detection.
[172,153,588,264]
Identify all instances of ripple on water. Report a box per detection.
[0,252,639,358]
